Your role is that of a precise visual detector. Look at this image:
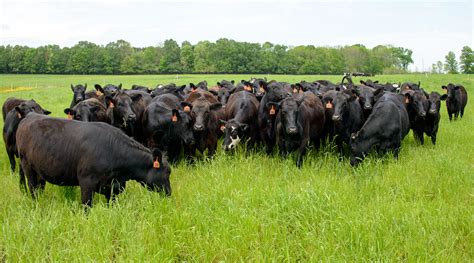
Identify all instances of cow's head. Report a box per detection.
[182,98,222,132]
[106,91,138,127]
[145,149,171,196]
[221,119,249,151]
[404,90,428,118]
[428,92,447,116]
[15,99,51,119]
[332,90,358,122]
[71,84,87,104]
[441,83,461,100]
[355,86,376,113]
[95,83,122,97]
[64,99,104,122]
[171,109,195,146]
[268,96,300,136]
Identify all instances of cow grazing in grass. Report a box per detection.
[350,92,410,166]
[442,83,468,121]
[16,113,171,207]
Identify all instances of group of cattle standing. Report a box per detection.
[2,76,468,207]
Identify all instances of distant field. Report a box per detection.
[0,74,472,261]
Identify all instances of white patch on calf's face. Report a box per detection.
[231,126,236,132]
[228,135,241,149]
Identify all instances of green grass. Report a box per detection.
[0,74,473,261]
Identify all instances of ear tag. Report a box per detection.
[172,114,178,122]
[220,125,225,132]
[293,88,298,93]
[259,87,265,93]
[17,112,21,119]
[109,101,114,108]
[192,87,197,92]
[405,97,410,104]
[244,86,252,91]
[67,113,73,120]
[183,106,191,112]
[269,105,276,115]
[326,102,333,109]
[153,159,160,169]
[96,90,103,96]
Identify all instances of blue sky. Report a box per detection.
[1,0,472,71]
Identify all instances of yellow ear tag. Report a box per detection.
[67,113,73,120]
[269,106,276,115]
[153,159,160,169]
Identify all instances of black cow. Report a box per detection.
[16,113,171,207]
[132,85,151,93]
[209,82,232,106]
[3,99,51,176]
[442,84,468,121]
[400,81,421,92]
[64,98,108,122]
[268,91,325,167]
[69,84,99,108]
[402,89,429,144]
[182,91,223,158]
[330,90,365,155]
[142,94,194,163]
[221,91,260,151]
[423,92,447,145]
[321,90,338,141]
[2,97,50,121]
[258,81,292,154]
[95,83,122,98]
[151,84,186,100]
[350,92,410,166]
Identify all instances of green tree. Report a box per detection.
[459,46,474,74]
[444,51,458,74]
[180,41,194,73]
[0,45,11,73]
[194,41,216,73]
[392,47,413,70]
[159,39,181,73]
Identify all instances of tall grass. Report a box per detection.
[0,74,472,261]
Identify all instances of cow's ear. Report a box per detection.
[105,96,116,108]
[217,82,222,88]
[84,84,87,90]
[440,94,448,101]
[454,85,460,90]
[210,102,222,111]
[178,85,186,91]
[117,83,122,90]
[171,109,181,122]
[64,108,75,115]
[374,80,379,84]
[180,101,193,112]
[230,80,235,85]
[43,109,51,115]
[266,102,280,110]
[259,80,268,92]
[71,84,74,92]
[209,90,218,96]
[404,93,412,104]
[360,80,366,85]
[373,88,384,101]
[441,85,447,90]
[95,84,104,93]
[151,148,165,169]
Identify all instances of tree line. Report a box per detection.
[0,39,415,75]
[431,46,474,74]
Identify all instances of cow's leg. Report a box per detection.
[335,137,344,156]
[80,185,94,208]
[207,136,218,158]
[392,142,401,160]
[448,112,452,121]
[296,139,309,168]
[7,150,15,173]
[18,163,27,193]
[454,111,459,120]
[460,107,465,118]
[415,130,424,145]
[22,164,40,199]
[431,133,437,145]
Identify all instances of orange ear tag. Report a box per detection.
[326,102,333,109]
[172,114,178,122]
[109,101,114,108]
[220,125,225,132]
[244,86,252,91]
[17,112,21,119]
[183,106,191,112]
[259,87,265,93]
[405,97,410,104]
[269,106,276,115]
[191,88,197,92]
[67,113,73,120]
[153,159,160,169]
[96,91,103,96]
[293,88,298,93]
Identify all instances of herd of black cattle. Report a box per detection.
[1,76,469,207]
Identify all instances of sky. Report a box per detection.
[0,0,472,71]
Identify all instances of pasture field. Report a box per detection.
[0,74,472,261]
